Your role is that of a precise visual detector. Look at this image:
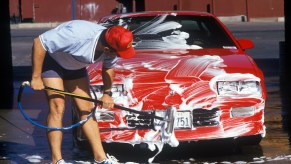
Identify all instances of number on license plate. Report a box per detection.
[175,111,192,129]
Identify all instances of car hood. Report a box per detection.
[89,48,262,82]
[88,48,264,109]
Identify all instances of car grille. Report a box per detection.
[126,112,154,129]
[192,108,221,127]
[125,108,221,129]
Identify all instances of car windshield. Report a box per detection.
[101,14,237,49]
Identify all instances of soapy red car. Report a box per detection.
[73,11,266,148]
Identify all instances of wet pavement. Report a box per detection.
[1,22,291,163]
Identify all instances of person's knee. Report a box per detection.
[79,108,93,116]
[77,105,94,117]
[49,99,65,116]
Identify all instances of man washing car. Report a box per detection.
[30,20,135,164]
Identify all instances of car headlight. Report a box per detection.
[217,81,261,96]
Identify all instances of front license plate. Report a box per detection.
[175,111,192,129]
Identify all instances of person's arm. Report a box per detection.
[30,37,46,90]
[100,67,115,109]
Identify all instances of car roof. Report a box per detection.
[99,11,215,22]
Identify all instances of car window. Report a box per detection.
[101,14,236,49]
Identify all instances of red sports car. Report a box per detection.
[73,11,266,149]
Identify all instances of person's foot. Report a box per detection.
[94,154,119,164]
[55,159,66,164]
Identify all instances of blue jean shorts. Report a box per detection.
[42,54,88,80]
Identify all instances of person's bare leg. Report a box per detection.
[43,77,65,164]
[65,77,107,161]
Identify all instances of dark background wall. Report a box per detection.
[1,0,13,109]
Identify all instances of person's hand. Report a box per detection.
[30,77,44,90]
[100,94,114,109]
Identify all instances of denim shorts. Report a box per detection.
[42,54,88,80]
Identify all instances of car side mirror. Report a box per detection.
[237,39,254,50]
